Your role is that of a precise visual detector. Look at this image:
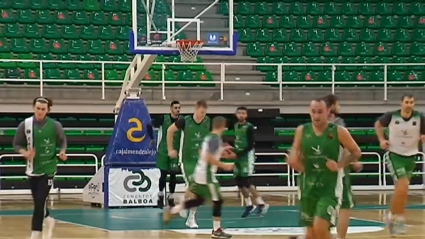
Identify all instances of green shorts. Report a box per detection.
[233,151,255,178]
[156,153,179,171]
[181,162,196,187]
[340,175,354,209]
[190,182,222,201]
[300,193,339,227]
[384,152,416,182]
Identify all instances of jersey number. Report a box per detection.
[47,179,53,186]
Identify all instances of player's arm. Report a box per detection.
[205,137,232,171]
[167,117,185,152]
[235,125,254,157]
[337,126,362,168]
[288,125,304,173]
[147,115,164,140]
[420,114,425,142]
[53,121,67,153]
[374,112,392,143]
[13,121,28,154]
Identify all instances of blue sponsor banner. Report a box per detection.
[105,99,157,166]
[207,33,219,45]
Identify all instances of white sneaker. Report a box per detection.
[43,216,55,239]
[185,218,199,228]
[30,231,41,239]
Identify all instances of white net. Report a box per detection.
[174,40,204,62]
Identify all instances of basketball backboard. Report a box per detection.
[130,0,237,56]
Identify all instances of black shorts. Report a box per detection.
[235,176,252,189]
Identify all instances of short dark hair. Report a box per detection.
[322,94,339,108]
[212,116,226,129]
[33,97,53,108]
[236,106,247,112]
[170,100,180,106]
[195,99,208,109]
[401,94,414,101]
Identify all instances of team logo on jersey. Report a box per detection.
[328,134,334,139]
[311,146,321,155]
[413,121,417,126]
[402,129,408,136]
[395,120,400,124]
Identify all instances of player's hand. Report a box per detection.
[59,151,67,161]
[379,140,390,150]
[420,135,425,142]
[351,161,362,172]
[222,151,237,159]
[22,149,35,160]
[168,150,178,158]
[326,159,340,172]
[222,163,234,171]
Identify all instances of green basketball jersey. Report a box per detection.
[27,118,58,176]
[157,114,181,155]
[179,115,211,165]
[300,122,344,196]
[234,122,254,162]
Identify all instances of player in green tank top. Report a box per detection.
[147,101,181,209]
[13,97,68,239]
[166,100,211,228]
[323,94,362,239]
[375,94,425,236]
[288,99,361,239]
[229,107,268,218]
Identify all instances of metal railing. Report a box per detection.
[1,59,425,101]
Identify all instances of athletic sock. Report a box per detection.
[158,191,164,197]
[188,209,196,220]
[170,204,182,214]
[30,231,40,239]
[245,197,252,206]
[395,215,405,222]
[168,193,174,199]
[213,220,221,231]
[256,197,265,205]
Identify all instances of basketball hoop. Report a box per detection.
[176,40,204,62]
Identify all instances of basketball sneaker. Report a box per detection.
[43,216,55,239]
[157,195,164,209]
[255,204,269,216]
[185,217,199,228]
[211,228,232,238]
[168,197,175,207]
[241,205,256,218]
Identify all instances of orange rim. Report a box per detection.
[176,40,204,48]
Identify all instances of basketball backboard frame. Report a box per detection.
[130,0,237,56]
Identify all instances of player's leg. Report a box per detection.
[29,175,54,239]
[337,177,355,239]
[210,182,232,239]
[235,176,255,217]
[289,196,316,239]
[156,154,170,208]
[167,157,179,207]
[245,151,268,215]
[313,196,339,239]
[182,162,199,228]
[163,183,206,224]
[384,152,415,235]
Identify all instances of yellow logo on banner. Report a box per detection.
[126,118,146,142]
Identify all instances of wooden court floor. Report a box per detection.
[0,191,424,239]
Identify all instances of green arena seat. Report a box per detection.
[54,11,72,25]
[43,25,60,39]
[84,0,101,11]
[57,54,74,69]
[116,26,131,40]
[339,42,354,56]
[113,55,129,70]
[273,29,289,42]
[254,2,270,15]
[280,16,295,29]
[289,2,304,15]
[246,15,261,28]
[12,0,30,9]
[64,69,81,81]
[49,39,67,54]
[263,15,278,29]
[18,54,37,69]
[109,12,125,26]
[237,2,252,15]
[101,0,117,11]
[61,25,78,39]
[69,39,86,54]
[297,16,312,29]
[72,11,89,25]
[325,28,341,42]
[272,2,286,15]
[80,25,97,40]
[99,26,115,40]
[76,55,93,69]
[17,9,33,23]
[66,0,82,10]
[302,42,318,56]
[4,23,22,38]
[37,54,55,68]
[118,0,131,12]
[411,42,425,56]
[11,38,29,53]
[306,2,322,15]
[105,69,120,81]
[36,10,54,24]
[0,10,15,23]
[24,69,40,81]
[31,0,48,10]
[378,29,393,42]
[331,16,345,28]
[91,12,108,25]
[344,28,359,42]
[381,16,397,28]
[87,40,105,55]
[23,24,41,38]
[291,29,306,42]
[84,69,100,83]
[0,53,16,68]
[314,16,329,28]
[106,41,123,55]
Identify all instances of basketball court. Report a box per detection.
[1,192,425,239]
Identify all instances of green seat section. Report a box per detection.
[68,39,86,55]
[0,10,16,23]
[43,25,60,39]
[4,23,21,38]
[0,53,16,68]
[24,24,41,38]
[31,39,48,54]
[62,25,78,39]
[18,54,37,69]
[11,38,30,53]
[49,39,67,54]
[17,9,34,23]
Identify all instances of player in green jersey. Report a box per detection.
[164,116,235,239]
[229,106,268,217]
[375,94,425,236]
[13,97,68,239]
[167,99,211,228]
[323,94,362,239]
[288,99,361,239]
[147,101,181,208]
